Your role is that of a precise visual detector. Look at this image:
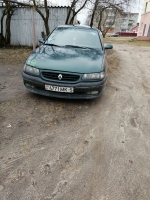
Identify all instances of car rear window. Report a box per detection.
[45,27,102,49]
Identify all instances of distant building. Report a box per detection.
[93,8,119,32]
[130,23,139,33]
[114,12,139,33]
[92,8,139,34]
[137,0,150,40]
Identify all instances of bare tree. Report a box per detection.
[89,0,134,37]
[65,0,89,24]
[0,5,7,47]
[31,0,50,35]
[65,0,77,24]
[90,0,99,27]
[0,0,31,47]
[1,7,7,38]
[96,5,122,37]
[1,0,17,46]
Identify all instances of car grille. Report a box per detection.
[42,71,80,82]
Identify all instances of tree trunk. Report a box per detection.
[65,0,77,24]
[0,8,7,47]
[65,8,72,24]
[102,32,106,38]
[90,0,99,27]
[98,9,103,30]
[32,0,50,36]
[68,0,88,24]
[2,1,15,46]
[0,33,6,47]
[5,12,11,45]
[44,19,50,36]
[1,9,6,36]
[69,10,76,24]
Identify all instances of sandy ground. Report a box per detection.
[0,43,150,200]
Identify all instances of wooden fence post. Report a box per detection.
[32,6,36,51]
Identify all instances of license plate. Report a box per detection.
[45,85,74,93]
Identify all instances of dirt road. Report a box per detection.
[0,43,150,200]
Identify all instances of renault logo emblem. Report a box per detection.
[58,74,63,80]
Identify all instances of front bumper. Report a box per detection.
[22,72,107,99]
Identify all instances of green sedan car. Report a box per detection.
[22,25,113,99]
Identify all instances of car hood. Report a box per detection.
[26,45,105,73]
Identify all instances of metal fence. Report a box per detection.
[0,6,71,46]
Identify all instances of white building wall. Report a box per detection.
[0,7,71,46]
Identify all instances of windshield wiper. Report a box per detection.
[65,45,95,50]
[44,43,64,47]
[44,44,95,50]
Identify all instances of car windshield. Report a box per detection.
[45,27,102,49]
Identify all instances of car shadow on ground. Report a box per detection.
[27,91,102,107]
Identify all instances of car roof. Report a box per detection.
[57,24,98,31]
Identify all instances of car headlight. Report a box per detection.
[82,72,105,80]
[23,64,39,76]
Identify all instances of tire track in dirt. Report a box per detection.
[1,45,150,200]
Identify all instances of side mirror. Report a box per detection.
[105,44,113,49]
[38,38,45,44]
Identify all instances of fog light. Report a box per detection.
[25,83,30,87]
[30,85,35,89]
[91,91,98,94]
[25,83,34,88]
[87,91,99,95]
